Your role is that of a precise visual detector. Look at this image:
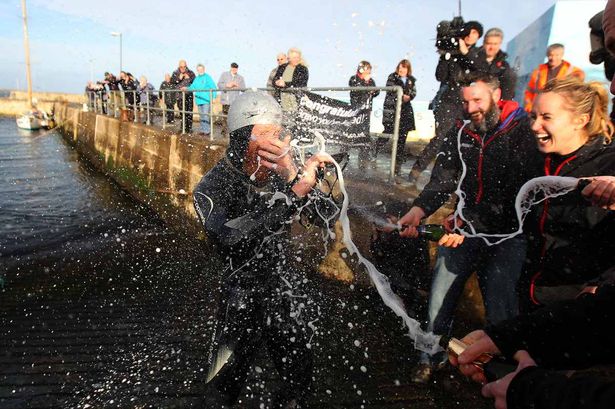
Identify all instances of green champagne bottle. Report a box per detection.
[416,224,446,241]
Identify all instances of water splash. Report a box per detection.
[452,120,582,246]
[304,132,442,355]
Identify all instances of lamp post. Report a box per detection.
[110,32,122,74]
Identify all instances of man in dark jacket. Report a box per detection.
[272,48,309,112]
[119,71,139,110]
[159,73,176,124]
[171,59,195,133]
[399,72,542,383]
[193,91,335,408]
[349,60,380,170]
[101,72,120,114]
[474,28,517,100]
[410,20,484,179]
[451,282,615,409]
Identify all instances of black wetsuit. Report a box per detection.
[193,148,315,406]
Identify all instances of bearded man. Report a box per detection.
[397,72,542,383]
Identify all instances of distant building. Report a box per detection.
[507,0,608,105]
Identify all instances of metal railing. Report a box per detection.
[85,86,405,179]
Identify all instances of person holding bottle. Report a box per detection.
[515,77,615,312]
[397,71,541,383]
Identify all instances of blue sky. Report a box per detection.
[0,0,561,101]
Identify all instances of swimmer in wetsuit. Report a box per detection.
[193,91,334,408]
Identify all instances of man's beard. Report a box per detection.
[465,101,501,134]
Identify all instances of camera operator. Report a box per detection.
[434,20,483,129]
[411,19,483,180]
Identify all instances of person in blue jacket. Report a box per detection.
[188,64,217,136]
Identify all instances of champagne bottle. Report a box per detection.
[416,224,446,241]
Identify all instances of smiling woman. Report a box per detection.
[519,77,615,312]
[531,78,614,154]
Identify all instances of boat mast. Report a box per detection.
[21,0,33,109]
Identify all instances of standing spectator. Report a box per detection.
[218,62,246,136]
[272,47,309,112]
[603,0,615,95]
[85,81,97,109]
[96,79,109,114]
[137,76,157,122]
[349,60,380,169]
[188,64,217,137]
[159,73,176,124]
[171,59,196,133]
[267,52,287,96]
[382,59,417,178]
[475,28,517,100]
[524,44,585,112]
[411,27,515,179]
[397,72,541,384]
[120,71,139,110]
[102,72,120,112]
[589,9,615,121]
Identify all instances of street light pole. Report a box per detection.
[110,32,122,74]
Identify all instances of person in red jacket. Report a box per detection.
[398,71,542,383]
[524,44,584,112]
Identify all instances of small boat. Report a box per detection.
[16,111,44,130]
[16,0,44,131]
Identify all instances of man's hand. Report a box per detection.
[377,215,399,234]
[256,133,297,181]
[275,79,286,87]
[438,233,465,248]
[450,330,501,384]
[438,214,465,247]
[398,206,426,237]
[459,38,469,55]
[291,152,334,197]
[580,176,615,209]
[481,351,537,409]
[402,94,411,103]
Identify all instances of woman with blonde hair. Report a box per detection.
[519,77,615,311]
[272,47,309,111]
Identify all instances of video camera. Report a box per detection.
[435,17,483,52]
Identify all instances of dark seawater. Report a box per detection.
[0,117,161,269]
